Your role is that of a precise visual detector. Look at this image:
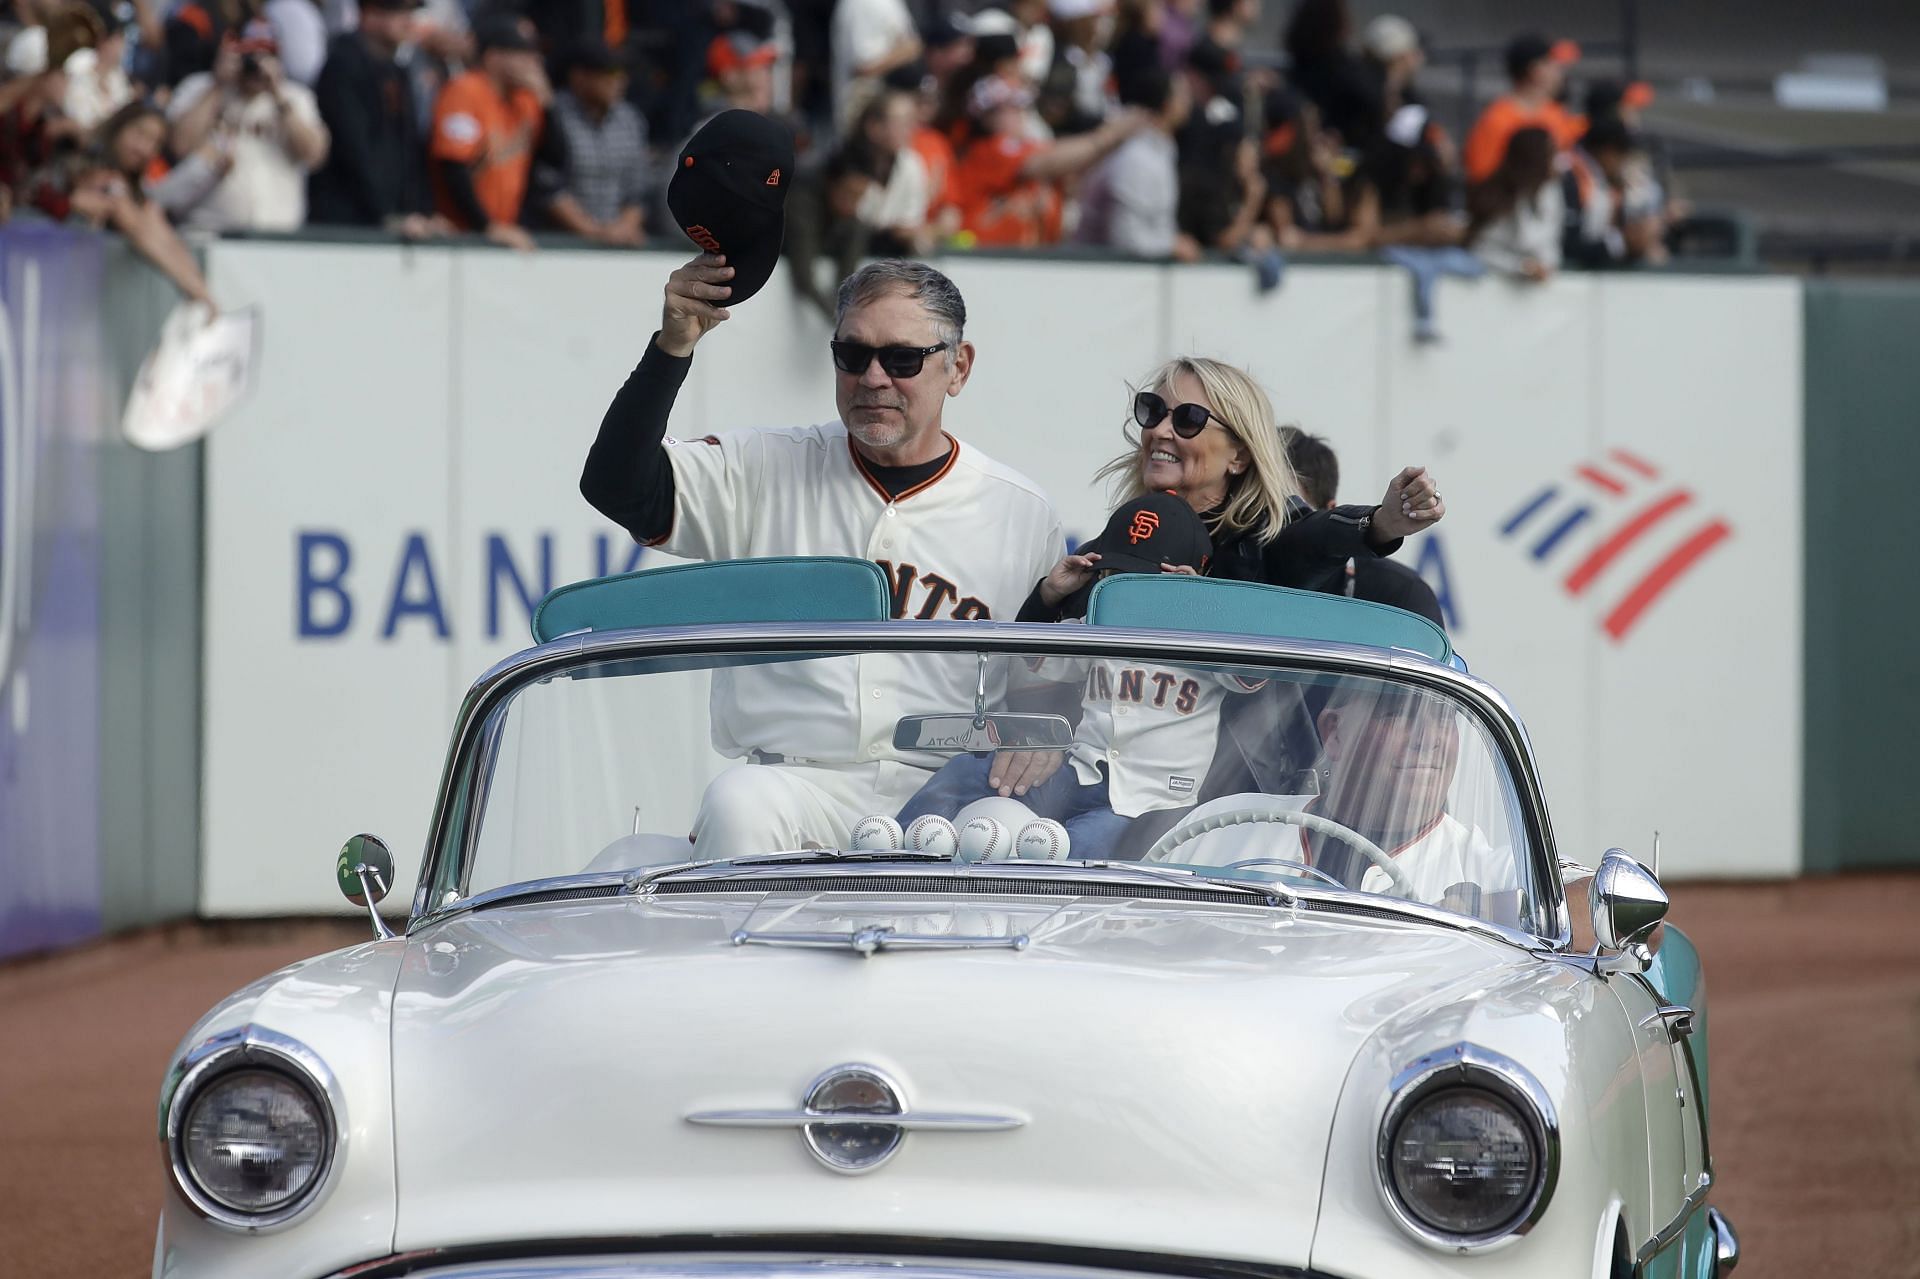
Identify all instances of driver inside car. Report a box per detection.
[1168,685,1522,918]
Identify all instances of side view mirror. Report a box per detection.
[336,833,397,939]
[1590,847,1668,952]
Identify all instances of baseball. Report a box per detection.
[848,814,904,851]
[904,814,959,857]
[1016,818,1070,861]
[954,795,1040,832]
[958,816,1011,862]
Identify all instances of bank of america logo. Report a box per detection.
[1499,450,1733,642]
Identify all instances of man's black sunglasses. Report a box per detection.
[830,340,949,378]
[1134,390,1227,438]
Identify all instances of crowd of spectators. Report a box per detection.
[0,0,1681,323]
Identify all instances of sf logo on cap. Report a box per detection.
[1128,510,1160,543]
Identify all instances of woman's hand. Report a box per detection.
[1160,562,1199,576]
[1370,465,1444,542]
[1037,551,1101,607]
[987,750,1064,798]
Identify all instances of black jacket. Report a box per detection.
[1019,497,1397,621]
[308,33,428,226]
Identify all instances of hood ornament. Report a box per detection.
[686,1064,1024,1173]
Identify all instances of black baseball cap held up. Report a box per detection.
[667,109,795,305]
[1081,492,1214,575]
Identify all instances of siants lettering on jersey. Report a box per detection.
[875,560,991,621]
[1084,666,1203,714]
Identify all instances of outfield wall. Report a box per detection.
[0,232,196,961]
[196,241,1804,914]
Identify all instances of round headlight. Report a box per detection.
[181,1069,329,1214]
[1386,1085,1540,1238]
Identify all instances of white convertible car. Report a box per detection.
[154,559,1737,1279]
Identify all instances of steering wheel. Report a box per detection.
[1144,799,1417,898]
[1222,858,1346,890]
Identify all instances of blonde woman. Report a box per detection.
[970,355,1444,806]
[1026,355,1443,619]
[897,357,1444,832]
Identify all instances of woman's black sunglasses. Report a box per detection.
[1134,390,1226,438]
[830,340,949,378]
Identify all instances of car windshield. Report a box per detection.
[434,638,1545,934]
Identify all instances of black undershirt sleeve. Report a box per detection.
[580,334,691,543]
[435,157,491,231]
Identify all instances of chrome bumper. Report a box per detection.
[1707,1208,1740,1274]
[324,1254,1326,1279]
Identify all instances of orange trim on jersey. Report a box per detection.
[1386,809,1450,858]
[846,431,962,504]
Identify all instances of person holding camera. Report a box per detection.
[166,18,331,232]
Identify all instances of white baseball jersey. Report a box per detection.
[657,422,1064,766]
[1027,650,1264,817]
[1354,811,1521,902]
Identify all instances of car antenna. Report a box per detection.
[1652,830,1661,878]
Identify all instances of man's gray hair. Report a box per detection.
[835,260,967,353]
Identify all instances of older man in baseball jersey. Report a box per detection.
[581,254,1064,856]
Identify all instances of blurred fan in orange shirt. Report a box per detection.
[952,74,1149,246]
[1463,33,1582,185]
[430,14,549,249]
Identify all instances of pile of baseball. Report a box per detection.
[849,798,1071,862]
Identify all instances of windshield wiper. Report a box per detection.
[725,848,955,866]
[1017,858,1296,906]
[623,848,952,895]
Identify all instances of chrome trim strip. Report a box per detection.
[686,1110,1025,1132]
[410,620,1567,945]
[1374,1042,1560,1254]
[1632,1173,1713,1272]
[731,926,1030,955]
[157,1024,346,1233]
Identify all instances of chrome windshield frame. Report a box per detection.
[408,620,1569,948]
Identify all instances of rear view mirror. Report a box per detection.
[1590,848,1668,951]
[893,712,1073,754]
[336,833,397,939]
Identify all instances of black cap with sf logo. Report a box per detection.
[1080,492,1214,575]
[667,109,795,305]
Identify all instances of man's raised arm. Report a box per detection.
[579,255,736,542]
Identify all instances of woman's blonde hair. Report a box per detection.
[1094,356,1301,546]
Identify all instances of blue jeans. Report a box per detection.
[896,753,1136,859]
[1381,246,1485,335]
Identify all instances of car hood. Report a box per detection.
[389,887,1524,1263]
